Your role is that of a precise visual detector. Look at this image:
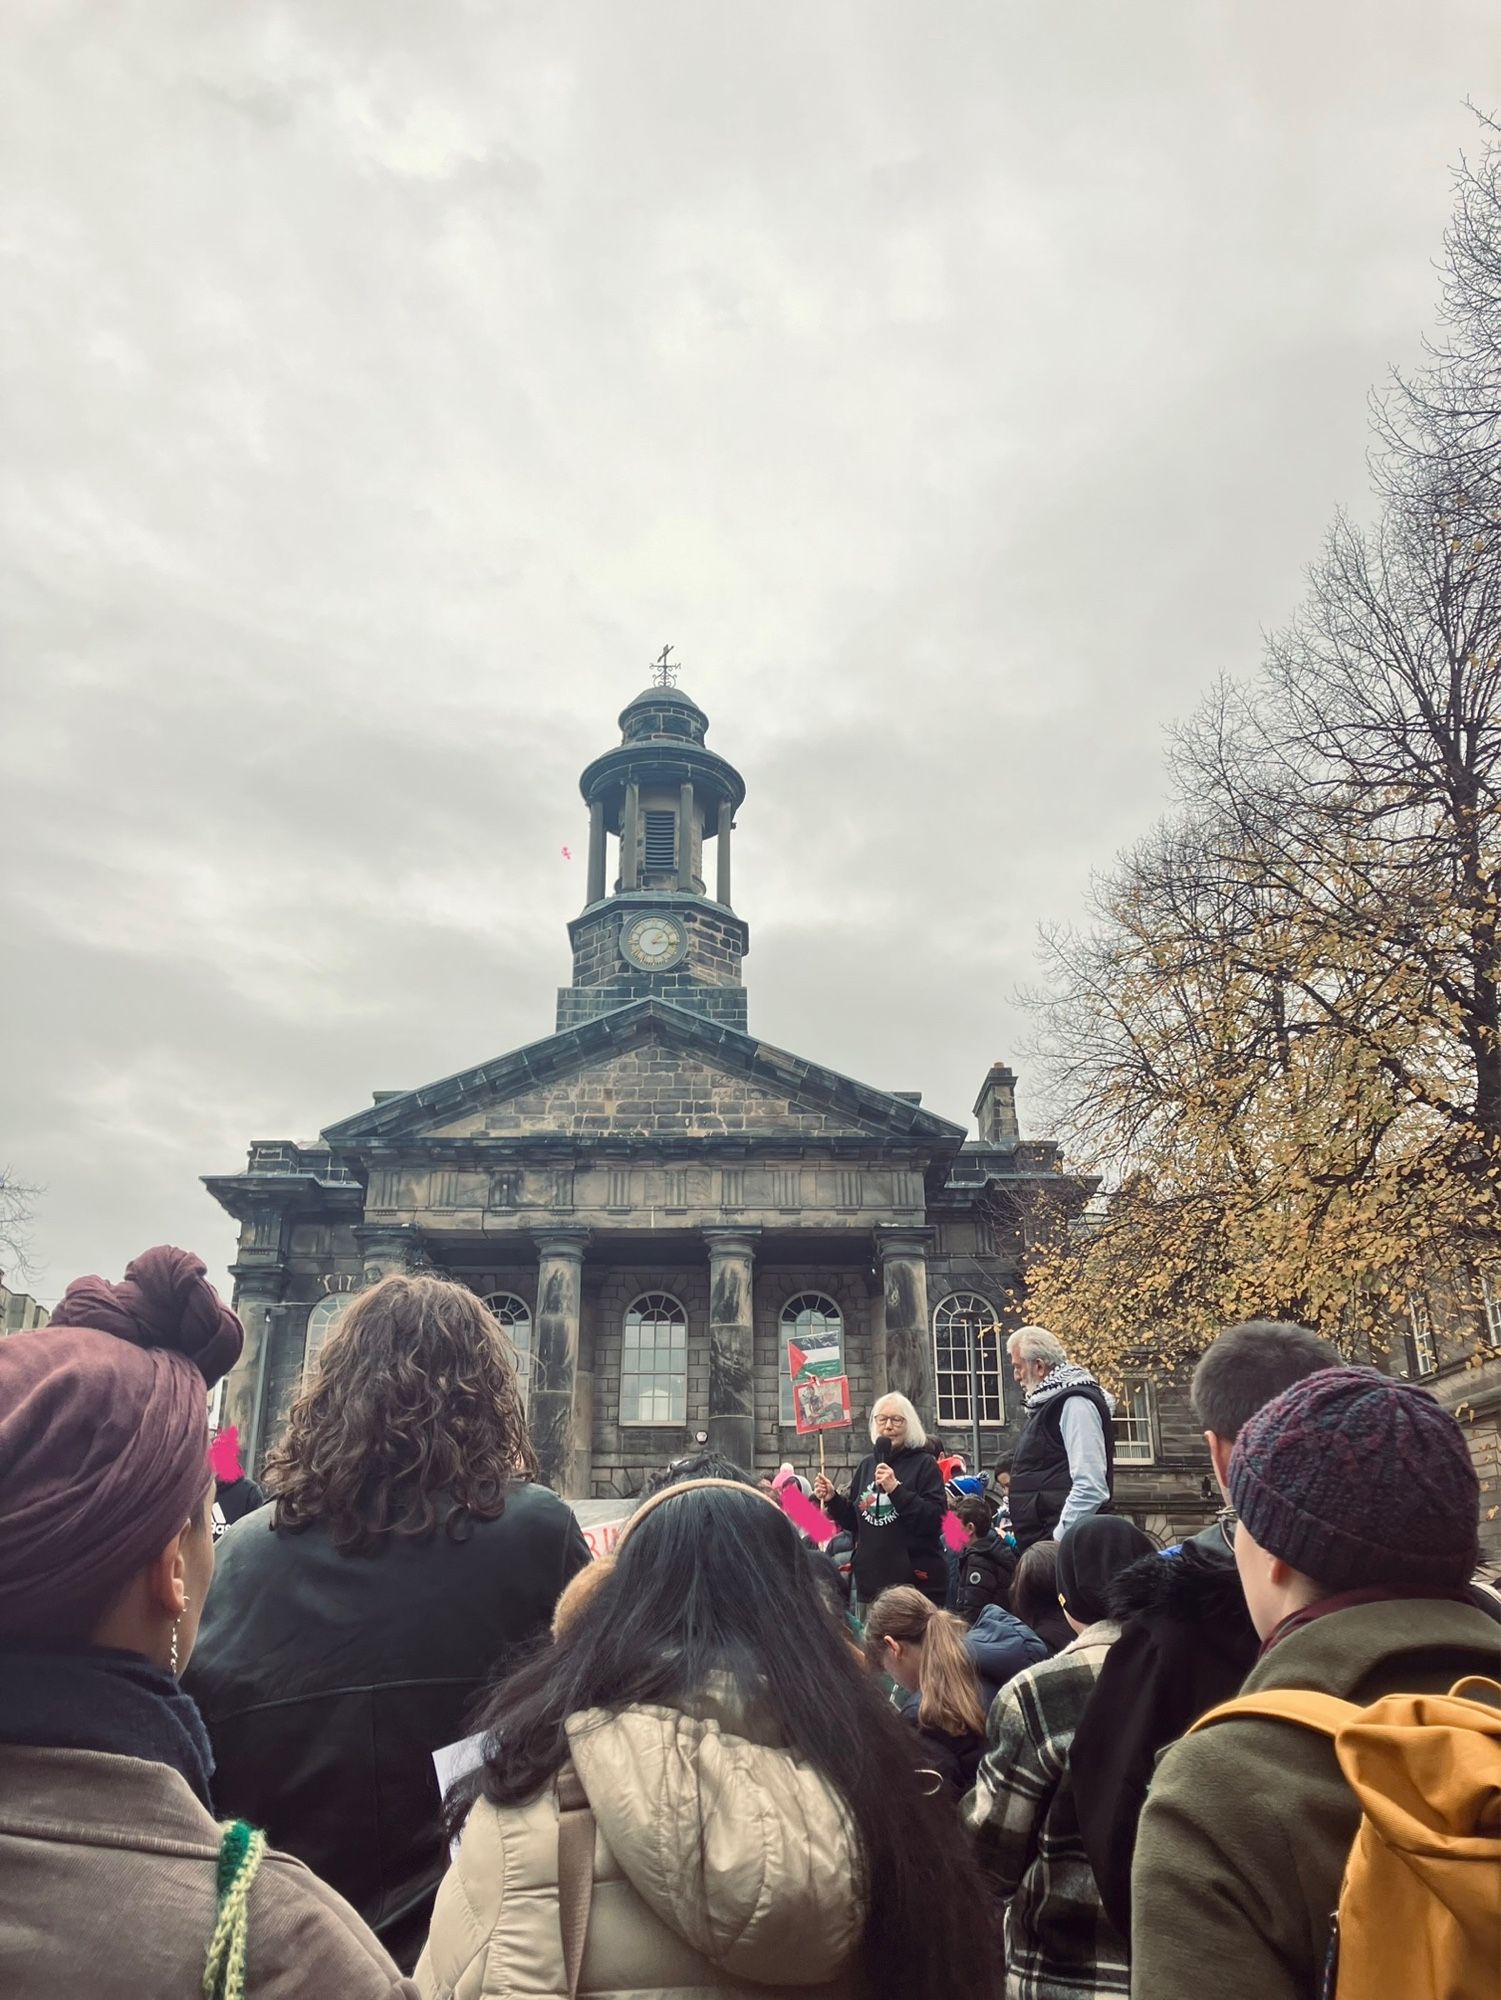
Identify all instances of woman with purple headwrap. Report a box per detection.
[0,1245,416,2000]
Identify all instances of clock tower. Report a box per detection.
[557,672,749,1032]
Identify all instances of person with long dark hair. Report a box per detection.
[187,1274,589,1973]
[420,1478,1000,2000]
[1009,1539,1074,1655]
[0,1245,415,1998]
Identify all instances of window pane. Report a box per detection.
[303,1296,350,1383]
[621,1292,688,1426]
[481,1292,533,1412]
[931,1295,1004,1427]
[1114,1379,1155,1463]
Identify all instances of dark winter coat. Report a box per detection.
[947,1529,1018,1625]
[186,1485,590,1972]
[216,1474,266,1528]
[1070,1528,1256,1941]
[1009,1374,1116,1550]
[823,1444,947,1605]
[966,1603,1051,1710]
[896,1695,988,1797]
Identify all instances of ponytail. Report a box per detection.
[864,1586,987,1738]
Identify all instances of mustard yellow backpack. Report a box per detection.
[1190,1677,1501,2000]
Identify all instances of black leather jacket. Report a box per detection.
[186,1484,589,1970]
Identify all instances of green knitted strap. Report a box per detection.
[204,1819,268,2000]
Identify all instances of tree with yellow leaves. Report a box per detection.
[1023,119,1501,1379]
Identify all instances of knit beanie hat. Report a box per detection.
[1228,1365,1479,1592]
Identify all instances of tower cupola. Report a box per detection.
[557,653,750,1032]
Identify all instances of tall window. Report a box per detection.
[779,1293,843,1424]
[1407,1293,1438,1377]
[1481,1269,1501,1347]
[1114,1377,1156,1464]
[932,1294,1004,1425]
[621,1292,688,1425]
[482,1291,533,1410]
[302,1295,349,1383]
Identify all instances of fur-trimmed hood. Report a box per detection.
[1107,1536,1246,1626]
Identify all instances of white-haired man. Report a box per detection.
[1006,1327,1115,1550]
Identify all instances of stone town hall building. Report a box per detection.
[206,678,1210,1524]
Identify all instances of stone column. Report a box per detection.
[678,780,695,890]
[574,1271,604,1500]
[716,799,733,906]
[222,1266,286,1478]
[703,1226,759,1471]
[586,797,607,905]
[621,781,641,890]
[353,1223,422,1288]
[531,1228,590,1495]
[875,1225,935,1420]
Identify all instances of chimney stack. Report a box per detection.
[973,1062,1020,1144]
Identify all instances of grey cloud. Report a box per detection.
[1,0,1492,1302]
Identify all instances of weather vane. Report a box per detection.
[650,643,680,689]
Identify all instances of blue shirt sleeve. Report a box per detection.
[1057,1395,1110,1533]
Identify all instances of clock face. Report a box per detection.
[622,913,686,970]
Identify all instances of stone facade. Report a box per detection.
[0,1278,49,1334]
[204,680,1218,1536]
[1381,1267,1501,1566]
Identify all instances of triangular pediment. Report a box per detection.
[320,1000,963,1150]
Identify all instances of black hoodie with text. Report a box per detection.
[824,1442,947,1604]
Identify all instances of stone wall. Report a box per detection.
[425,1049,898,1144]
[557,981,748,1031]
[588,1262,711,1496]
[560,902,748,1029]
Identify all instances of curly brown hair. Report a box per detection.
[263,1274,538,1554]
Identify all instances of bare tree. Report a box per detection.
[1023,121,1501,1371]
[0,1167,43,1282]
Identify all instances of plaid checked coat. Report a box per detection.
[962,1621,1128,2000]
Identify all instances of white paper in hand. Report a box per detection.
[433,1732,487,1858]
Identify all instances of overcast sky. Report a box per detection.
[2,2,1495,1307]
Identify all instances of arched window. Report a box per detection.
[779,1292,844,1425]
[483,1291,534,1410]
[303,1294,350,1383]
[932,1294,1005,1426]
[621,1292,688,1426]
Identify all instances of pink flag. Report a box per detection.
[779,1483,839,1547]
[209,1426,243,1483]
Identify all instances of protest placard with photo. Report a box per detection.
[793,1372,851,1434]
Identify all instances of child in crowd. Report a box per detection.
[947,1493,1018,1624]
[864,1586,992,1794]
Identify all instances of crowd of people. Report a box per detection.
[0,1248,1496,1999]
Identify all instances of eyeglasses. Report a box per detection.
[874,1414,906,1428]
[1215,1505,1239,1548]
